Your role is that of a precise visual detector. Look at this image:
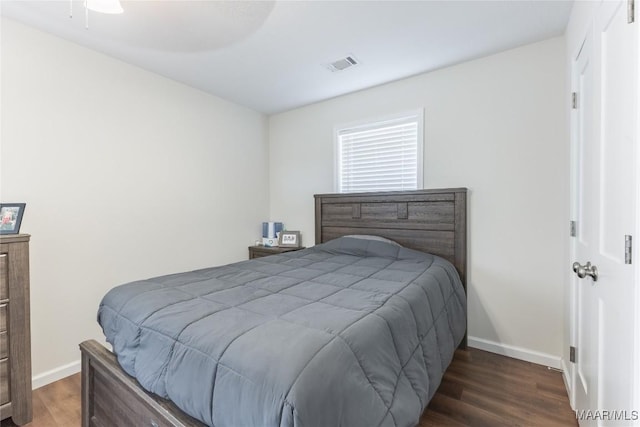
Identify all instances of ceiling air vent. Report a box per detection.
[326,55,359,72]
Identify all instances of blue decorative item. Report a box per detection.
[262,222,283,238]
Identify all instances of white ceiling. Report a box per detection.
[1,0,573,114]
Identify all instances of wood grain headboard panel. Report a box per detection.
[314,188,467,290]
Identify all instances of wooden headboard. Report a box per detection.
[314,188,467,290]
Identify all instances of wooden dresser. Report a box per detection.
[248,245,305,259]
[0,234,32,425]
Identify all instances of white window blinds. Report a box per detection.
[336,112,423,193]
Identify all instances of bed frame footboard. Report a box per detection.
[79,340,206,427]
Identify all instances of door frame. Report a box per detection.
[635,27,640,419]
[568,30,589,411]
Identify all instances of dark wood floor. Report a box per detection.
[420,349,577,426]
[2,348,577,427]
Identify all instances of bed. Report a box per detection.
[79,188,467,427]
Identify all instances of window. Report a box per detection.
[335,111,423,193]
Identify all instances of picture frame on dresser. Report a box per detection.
[278,230,301,248]
[0,203,26,235]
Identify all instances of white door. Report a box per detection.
[572,27,595,424]
[571,1,638,426]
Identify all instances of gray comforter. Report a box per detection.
[98,237,466,427]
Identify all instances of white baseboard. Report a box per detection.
[32,359,81,390]
[468,336,562,369]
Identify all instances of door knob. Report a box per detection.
[572,261,598,281]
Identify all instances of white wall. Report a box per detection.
[269,37,567,362]
[1,18,269,385]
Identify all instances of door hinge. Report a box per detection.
[572,92,578,109]
[625,235,632,264]
[629,0,635,24]
[570,221,577,237]
[570,346,576,363]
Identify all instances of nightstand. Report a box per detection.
[0,234,32,425]
[248,246,305,260]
